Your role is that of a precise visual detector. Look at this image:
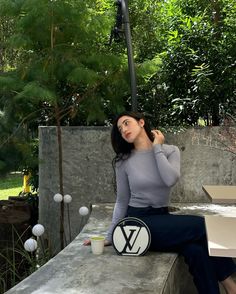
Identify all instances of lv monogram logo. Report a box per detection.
[119,225,142,254]
[112,217,151,256]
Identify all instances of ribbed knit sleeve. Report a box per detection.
[106,160,131,243]
[153,144,180,187]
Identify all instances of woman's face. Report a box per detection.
[117,115,144,143]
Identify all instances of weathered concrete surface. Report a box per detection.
[5,204,179,294]
[39,126,236,254]
[6,203,236,294]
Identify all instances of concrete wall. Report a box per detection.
[39,126,236,254]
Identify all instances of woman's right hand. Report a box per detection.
[83,239,111,246]
[83,239,91,246]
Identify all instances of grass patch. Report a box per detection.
[0,173,23,200]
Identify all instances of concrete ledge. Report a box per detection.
[6,203,236,294]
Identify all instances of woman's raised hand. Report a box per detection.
[151,130,165,145]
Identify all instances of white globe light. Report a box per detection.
[79,206,89,216]
[53,193,63,202]
[64,194,72,203]
[24,238,37,252]
[32,224,45,237]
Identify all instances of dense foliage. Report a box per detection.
[0,0,235,174]
[0,0,124,175]
[131,0,236,127]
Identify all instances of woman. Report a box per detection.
[85,111,236,294]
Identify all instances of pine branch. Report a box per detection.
[0,109,43,149]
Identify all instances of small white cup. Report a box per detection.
[90,236,105,255]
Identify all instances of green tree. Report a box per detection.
[135,0,236,126]
[1,0,236,151]
[0,0,130,175]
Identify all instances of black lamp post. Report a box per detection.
[121,0,137,112]
[112,0,137,112]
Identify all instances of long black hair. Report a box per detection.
[111,111,154,193]
[111,111,154,163]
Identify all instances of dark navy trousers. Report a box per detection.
[127,206,236,294]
